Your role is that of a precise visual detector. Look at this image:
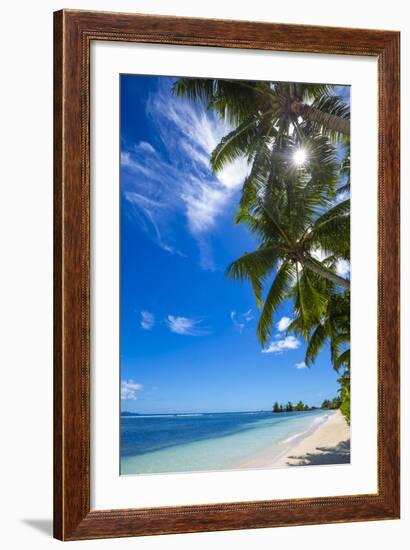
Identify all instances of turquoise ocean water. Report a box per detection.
[120,409,332,475]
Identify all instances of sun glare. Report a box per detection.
[293,148,307,166]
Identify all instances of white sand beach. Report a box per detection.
[238,410,350,469]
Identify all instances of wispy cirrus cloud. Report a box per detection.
[121,78,249,269]
[262,335,301,354]
[148,85,248,235]
[295,361,308,369]
[140,311,155,330]
[124,190,183,256]
[230,309,253,333]
[121,380,143,400]
[165,315,210,336]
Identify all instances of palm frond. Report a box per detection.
[210,115,259,172]
[302,83,335,101]
[257,260,294,344]
[173,78,273,125]
[226,246,280,307]
[334,349,350,370]
[305,323,328,366]
[294,269,328,329]
[308,200,350,258]
[305,94,350,142]
[312,95,350,120]
[172,78,216,104]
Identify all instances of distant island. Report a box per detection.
[272,397,341,413]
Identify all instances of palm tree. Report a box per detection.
[284,261,350,423]
[173,79,350,141]
[174,77,351,420]
[225,132,349,345]
[174,77,350,294]
[173,79,350,179]
[338,368,351,423]
[174,76,350,324]
[288,278,350,368]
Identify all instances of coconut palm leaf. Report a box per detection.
[302,83,335,101]
[226,246,280,307]
[302,95,350,140]
[240,141,275,210]
[257,260,294,345]
[173,78,273,125]
[174,78,350,141]
[307,201,350,259]
[210,115,261,172]
[297,270,328,325]
[305,323,328,366]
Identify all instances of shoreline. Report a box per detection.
[237,410,350,469]
[121,410,350,475]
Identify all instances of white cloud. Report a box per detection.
[181,179,226,234]
[295,361,308,369]
[196,238,216,271]
[148,89,249,233]
[165,315,209,336]
[122,81,250,269]
[140,311,155,330]
[262,335,301,354]
[277,316,292,332]
[311,246,329,262]
[121,152,157,179]
[136,141,156,154]
[310,247,350,280]
[336,259,350,277]
[125,191,163,210]
[180,140,210,170]
[243,309,253,321]
[149,84,248,262]
[121,380,143,400]
[230,309,254,333]
[123,190,184,256]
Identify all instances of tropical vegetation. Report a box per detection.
[321,397,342,410]
[272,398,341,413]
[272,400,317,413]
[174,78,351,423]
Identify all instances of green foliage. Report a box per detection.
[173,77,351,424]
[257,260,294,345]
[211,115,262,172]
[321,397,342,410]
[226,246,280,308]
[272,400,316,413]
[338,369,351,424]
[272,402,280,413]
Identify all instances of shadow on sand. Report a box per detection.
[287,439,350,466]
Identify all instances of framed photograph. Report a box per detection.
[53,9,400,540]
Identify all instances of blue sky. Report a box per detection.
[120,74,343,414]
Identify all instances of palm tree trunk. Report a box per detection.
[299,256,350,289]
[292,102,350,136]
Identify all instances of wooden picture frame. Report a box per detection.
[53,9,400,541]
